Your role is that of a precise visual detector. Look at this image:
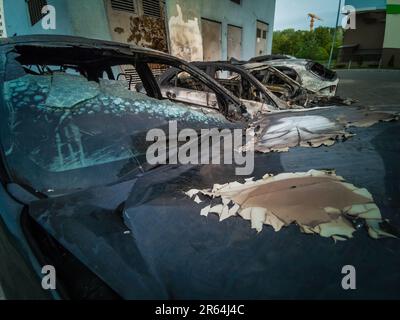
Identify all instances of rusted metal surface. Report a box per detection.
[107,0,168,52]
[127,15,168,52]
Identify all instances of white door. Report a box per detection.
[227,25,242,60]
[202,18,222,61]
[256,21,269,56]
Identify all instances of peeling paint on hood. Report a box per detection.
[185,170,397,241]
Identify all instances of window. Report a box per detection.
[306,62,338,81]
[215,70,243,98]
[27,0,47,26]
[231,0,241,4]
[111,0,136,14]
[167,70,206,92]
[142,0,161,18]
[116,65,142,90]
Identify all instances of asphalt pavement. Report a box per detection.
[336,69,400,106]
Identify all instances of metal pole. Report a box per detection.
[328,0,342,68]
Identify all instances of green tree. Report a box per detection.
[272,27,343,62]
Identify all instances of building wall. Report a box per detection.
[383,0,400,48]
[3,0,110,40]
[342,11,386,50]
[0,0,7,37]
[65,0,111,40]
[345,0,386,11]
[3,0,276,63]
[105,0,169,52]
[341,0,400,67]
[382,0,400,67]
[166,0,276,61]
[3,0,73,36]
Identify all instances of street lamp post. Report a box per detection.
[328,0,342,69]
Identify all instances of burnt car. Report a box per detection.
[158,61,348,109]
[155,61,290,114]
[0,35,250,299]
[1,36,400,300]
[243,59,339,97]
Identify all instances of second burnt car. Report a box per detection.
[243,58,339,98]
[157,61,349,110]
[153,61,286,114]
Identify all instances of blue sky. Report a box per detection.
[274,0,343,30]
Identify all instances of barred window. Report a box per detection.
[142,0,161,18]
[111,0,136,14]
[27,0,48,26]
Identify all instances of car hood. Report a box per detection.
[27,116,400,299]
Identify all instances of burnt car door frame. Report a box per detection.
[158,62,289,111]
[194,61,284,109]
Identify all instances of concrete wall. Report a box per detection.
[383,0,400,48]
[3,0,110,40]
[343,11,386,50]
[3,0,276,62]
[341,0,400,67]
[0,0,7,37]
[105,0,168,51]
[382,0,400,67]
[166,0,276,61]
[65,0,111,40]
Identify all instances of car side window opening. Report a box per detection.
[215,70,243,98]
[167,70,206,91]
[213,68,265,103]
[275,67,300,82]
[306,61,337,81]
[154,63,231,111]
[251,68,298,99]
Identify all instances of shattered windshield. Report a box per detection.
[0,58,227,196]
